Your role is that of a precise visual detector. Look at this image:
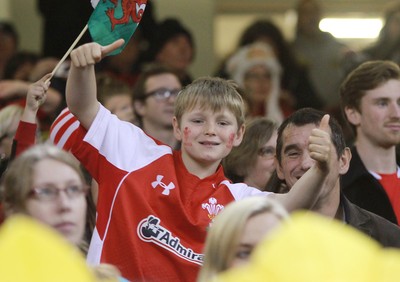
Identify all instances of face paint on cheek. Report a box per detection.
[226,133,235,149]
[183,127,192,146]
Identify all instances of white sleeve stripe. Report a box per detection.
[49,112,76,142]
[55,121,80,149]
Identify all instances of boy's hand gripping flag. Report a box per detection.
[89,0,147,56]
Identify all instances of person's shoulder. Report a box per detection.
[363,207,400,238]
[349,201,400,247]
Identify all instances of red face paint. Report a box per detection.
[183,127,192,146]
[226,133,235,149]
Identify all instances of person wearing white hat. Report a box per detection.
[226,42,288,124]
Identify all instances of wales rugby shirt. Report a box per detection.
[50,105,268,281]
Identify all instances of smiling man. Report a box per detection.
[340,60,400,225]
[275,108,400,248]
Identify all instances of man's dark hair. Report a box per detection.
[132,63,179,125]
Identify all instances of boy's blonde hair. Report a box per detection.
[174,77,245,128]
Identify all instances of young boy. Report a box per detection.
[66,39,332,281]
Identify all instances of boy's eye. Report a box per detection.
[218,121,229,126]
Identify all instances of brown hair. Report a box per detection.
[132,63,179,126]
[223,117,276,185]
[1,144,85,215]
[96,72,131,105]
[340,60,400,132]
[132,63,178,101]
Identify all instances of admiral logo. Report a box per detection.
[137,215,203,265]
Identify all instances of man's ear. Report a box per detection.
[275,158,285,180]
[172,117,182,141]
[339,147,352,175]
[133,100,146,116]
[233,124,245,147]
[344,107,361,127]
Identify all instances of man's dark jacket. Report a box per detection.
[342,195,400,248]
[342,146,398,225]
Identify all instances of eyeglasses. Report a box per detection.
[144,88,180,101]
[258,146,276,159]
[28,184,88,202]
[245,72,272,81]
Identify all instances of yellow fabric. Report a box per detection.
[0,215,95,282]
[216,212,400,282]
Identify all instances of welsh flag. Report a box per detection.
[88,0,147,55]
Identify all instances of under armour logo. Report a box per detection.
[151,175,175,195]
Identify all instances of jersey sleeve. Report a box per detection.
[11,121,37,159]
[222,180,272,200]
[50,105,172,181]
[49,107,80,151]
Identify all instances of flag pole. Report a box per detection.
[48,24,89,81]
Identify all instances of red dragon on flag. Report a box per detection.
[105,0,147,30]
[88,0,147,55]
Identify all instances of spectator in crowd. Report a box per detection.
[132,63,182,148]
[198,196,288,282]
[340,60,400,225]
[2,51,39,81]
[0,104,23,176]
[362,1,400,64]
[292,0,355,112]
[0,56,62,132]
[226,42,291,123]
[274,107,400,247]
[96,73,137,125]
[145,18,195,86]
[223,117,277,191]
[1,143,128,281]
[1,144,87,247]
[10,73,51,161]
[216,19,323,110]
[0,73,51,223]
[0,22,18,80]
[215,212,400,282]
[61,38,333,281]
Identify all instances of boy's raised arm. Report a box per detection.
[66,39,124,129]
[273,114,333,211]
